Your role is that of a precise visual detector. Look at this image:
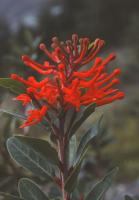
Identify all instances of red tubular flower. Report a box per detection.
[20,106,47,128]
[63,79,81,110]
[13,94,31,105]
[10,34,125,128]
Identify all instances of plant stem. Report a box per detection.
[58,114,70,200]
[59,138,70,200]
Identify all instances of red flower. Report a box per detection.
[20,106,47,128]
[11,34,125,127]
[13,94,31,106]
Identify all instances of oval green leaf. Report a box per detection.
[69,103,96,138]
[75,116,102,165]
[0,192,23,200]
[0,109,26,120]
[0,78,25,94]
[18,178,49,200]
[65,149,87,193]
[69,135,77,166]
[85,167,118,200]
[7,136,59,180]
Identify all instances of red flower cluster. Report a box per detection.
[11,34,125,128]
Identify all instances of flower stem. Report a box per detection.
[58,114,70,200]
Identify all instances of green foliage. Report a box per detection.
[7,136,58,180]
[69,103,96,138]
[0,108,27,120]
[0,78,25,94]
[65,117,101,193]
[69,135,77,166]
[75,116,102,165]
[14,136,59,166]
[0,192,23,200]
[18,178,49,200]
[65,149,86,193]
[1,109,130,200]
[85,167,118,200]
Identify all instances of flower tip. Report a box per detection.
[55,47,61,53]
[109,53,116,60]
[84,37,90,44]
[112,78,120,84]
[94,38,100,43]
[39,43,46,50]
[58,63,65,70]
[52,36,59,43]
[93,38,105,49]
[27,87,35,93]
[114,68,121,75]
[10,73,18,79]
[22,55,29,62]
[72,33,78,40]
[117,92,125,99]
[95,57,103,64]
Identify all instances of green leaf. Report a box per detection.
[85,167,118,200]
[69,103,96,138]
[18,178,49,200]
[0,192,22,200]
[65,116,102,193]
[48,185,61,199]
[0,109,27,120]
[0,78,25,94]
[75,116,102,165]
[14,136,59,165]
[69,135,77,166]
[125,195,135,200]
[65,149,87,193]
[7,136,58,180]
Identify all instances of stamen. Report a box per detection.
[40,43,57,62]
[97,92,125,106]
[72,34,79,57]
[55,47,66,63]
[96,68,121,86]
[74,38,89,64]
[81,39,105,65]
[66,40,73,56]
[79,66,104,87]
[102,53,116,65]
[101,79,120,91]
[22,55,54,75]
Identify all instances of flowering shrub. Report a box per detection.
[0,34,133,200]
[11,35,124,128]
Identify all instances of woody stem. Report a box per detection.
[58,114,70,200]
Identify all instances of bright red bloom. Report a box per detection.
[13,94,31,105]
[20,106,47,128]
[11,34,125,128]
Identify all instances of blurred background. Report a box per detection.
[0,0,139,199]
